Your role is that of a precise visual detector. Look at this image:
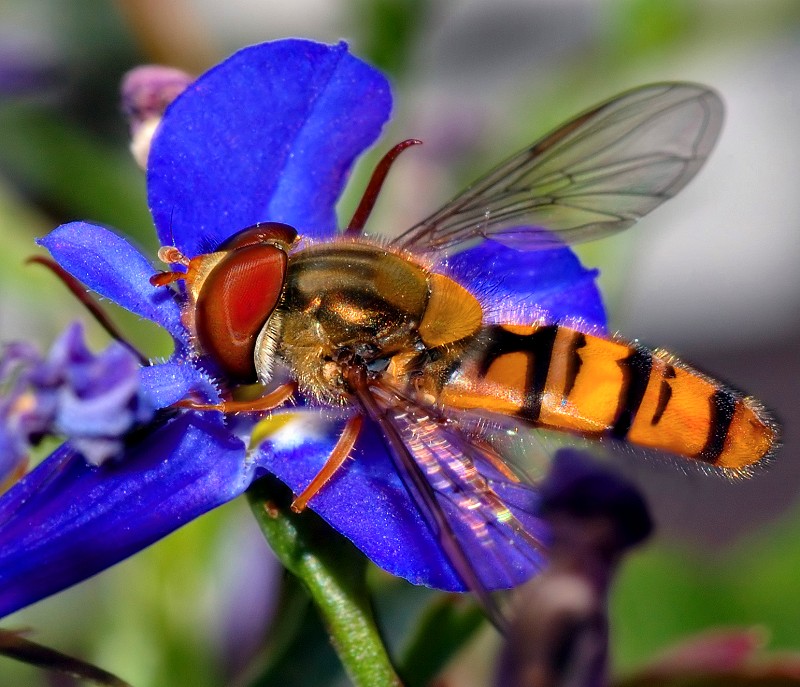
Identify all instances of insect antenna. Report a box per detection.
[168,206,176,247]
[27,256,149,366]
[345,138,422,235]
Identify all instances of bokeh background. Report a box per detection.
[0,1,799,685]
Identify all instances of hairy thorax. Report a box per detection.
[276,240,483,404]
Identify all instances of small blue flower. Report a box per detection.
[0,323,153,479]
[0,39,606,618]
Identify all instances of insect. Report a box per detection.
[151,82,778,627]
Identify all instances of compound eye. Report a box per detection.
[195,242,287,382]
[216,222,297,251]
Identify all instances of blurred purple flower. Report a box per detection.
[497,449,652,687]
[0,39,606,619]
[0,323,153,478]
[0,33,62,97]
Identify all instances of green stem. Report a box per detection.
[248,477,403,687]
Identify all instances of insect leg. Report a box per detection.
[175,381,296,413]
[290,414,364,513]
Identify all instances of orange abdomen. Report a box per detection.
[438,324,777,471]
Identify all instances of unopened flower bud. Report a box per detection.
[121,65,193,168]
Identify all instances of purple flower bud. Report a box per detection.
[121,64,194,134]
[121,65,193,168]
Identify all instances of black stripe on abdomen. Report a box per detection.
[651,364,675,425]
[479,325,559,422]
[563,332,586,398]
[697,389,736,464]
[610,346,653,439]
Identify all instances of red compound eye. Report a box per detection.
[195,241,288,382]
[216,221,297,252]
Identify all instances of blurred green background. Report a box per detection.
[1,1,799,685]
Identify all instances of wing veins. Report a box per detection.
[392,83,723,254]
[352,378,509,631]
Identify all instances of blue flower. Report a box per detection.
[0,39,605,618]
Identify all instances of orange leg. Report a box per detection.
[176,382,296,413]
[291,414,364,513]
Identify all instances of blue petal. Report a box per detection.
[148,39,392,256]
[254,411,545,591]
[0,412,247,619]
[139,360,220,409]
[442,239,607,333]
[38,223,185,341]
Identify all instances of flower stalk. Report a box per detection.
[248,477,403,687]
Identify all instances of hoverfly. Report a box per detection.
[151,83,777,627]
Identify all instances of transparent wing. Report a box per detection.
[393,83,723,254]
[353,379,547,630]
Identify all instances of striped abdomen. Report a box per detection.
[436,324,777,471]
